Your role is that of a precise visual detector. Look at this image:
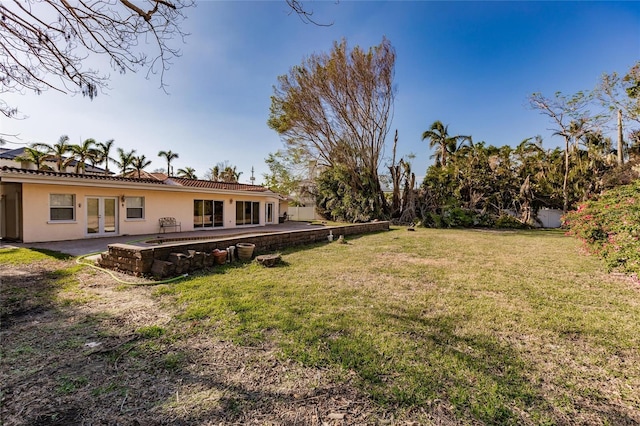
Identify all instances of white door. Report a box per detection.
[266,202,275,224]
[86,197,118,236]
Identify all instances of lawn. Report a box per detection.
[2,227,639,424]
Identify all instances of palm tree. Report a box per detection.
[115,148,136,176]
[177,167,197,179]
[96,139,115,175]
[219,165,242,183]
[131,154,152,178]
[209,165,220,181]
[32,135,73,172]
[70,138,98,174]
[421,120,471,167]
[158,150,179,177]
[554,118,588,213]
[14,146,52,170]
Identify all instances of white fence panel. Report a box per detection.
[537,209,563,228]
[287,206,320,221]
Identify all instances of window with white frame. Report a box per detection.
[125,197,145,219]
[50,194,75,221]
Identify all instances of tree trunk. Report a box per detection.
[388,130,401,216]
[563,137,570,214]
[618,109,624,166]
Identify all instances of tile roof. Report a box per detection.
[0,147,25,158]
[123,170,166,180]
[0,166,165,184]
[0,148,108,173]
[151,172,169,180]
[168,177,268,192]
[0,166,271,193]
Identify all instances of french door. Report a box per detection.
[265,202,274,224]
[86,197,117,236]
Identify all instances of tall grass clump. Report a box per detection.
[564,180,640,274]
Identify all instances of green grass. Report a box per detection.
[56,375,88,395]
[136,325,167,339]
[0,247,72,264]
[0,250,87,319]
[158,228,640,424]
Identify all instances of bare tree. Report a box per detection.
[268,37,395,219]
[0,0,196,118]
[596,62,640,165]
[597,62,640,125]
[285,0,332,26]
[0,1,330,120]
[529,91,601,213]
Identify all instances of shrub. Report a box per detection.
[442,207,475,227]
[421,207,497,229]
[564,180,640,274]
[494,214,527,229]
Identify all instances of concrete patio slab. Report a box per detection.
[1,221,319,257]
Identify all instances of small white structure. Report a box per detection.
[287,206,320,221]
[536,208,563,228]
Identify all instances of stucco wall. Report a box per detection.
[19,182,281,243]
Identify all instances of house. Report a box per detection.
[0,147,108,174]
[0,166,285,243]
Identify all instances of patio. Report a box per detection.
[4,221,318,257]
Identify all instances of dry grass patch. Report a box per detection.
[157,228,640,424]
[2,228,640,424]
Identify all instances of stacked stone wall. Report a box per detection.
[98,222,389,278]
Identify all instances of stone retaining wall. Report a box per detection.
[98,221,389,278]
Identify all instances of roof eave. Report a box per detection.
[0,170,276,197]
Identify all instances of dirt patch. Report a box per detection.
[1,259,446,425]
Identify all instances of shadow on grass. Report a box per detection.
[1,268,64,328]
[466,227,567,238]
[0,246,74,262]
[2,260,373,425]
[29,248,74,260]
[374,306,639,424]
[379,309,542,423]
[5,256,639,425]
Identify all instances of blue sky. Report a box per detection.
[1,1,639,183]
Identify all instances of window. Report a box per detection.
[235,201,260,225]
[126,197,144,219]
[194,200,223,228]
[50,194,75,221]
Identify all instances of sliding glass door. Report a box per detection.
[194,200,223,228]
[235,201,260,225]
